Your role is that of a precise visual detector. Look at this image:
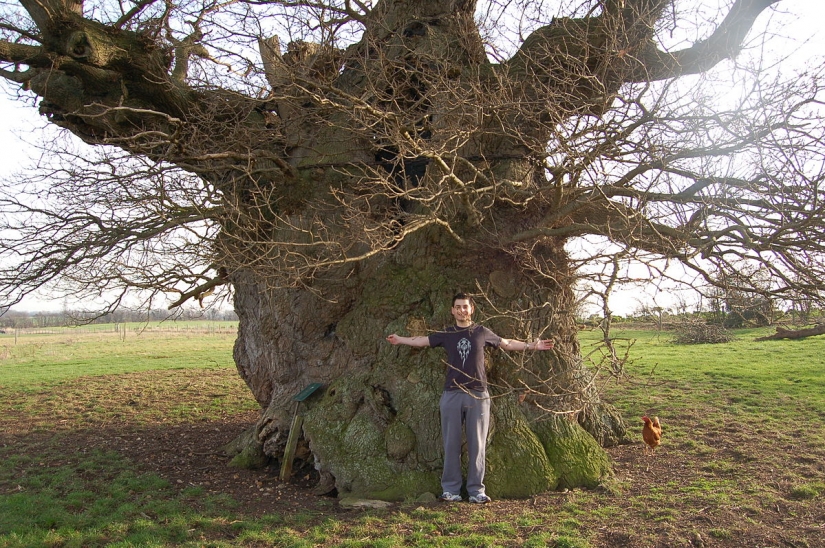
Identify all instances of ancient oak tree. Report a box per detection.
[2,0,824,499]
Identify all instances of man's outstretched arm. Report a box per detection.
[386,334,431,347]
[500,338,555,351]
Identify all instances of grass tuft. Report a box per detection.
[789,482,824,500]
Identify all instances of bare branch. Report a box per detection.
[629,0,781,81]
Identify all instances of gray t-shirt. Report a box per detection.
[428,324,502,392]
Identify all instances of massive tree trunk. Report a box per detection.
[232,227,621,499]
[0,0,780,500]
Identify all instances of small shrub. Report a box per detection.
[671,319,733,344]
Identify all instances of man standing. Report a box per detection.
[386,292,555,503]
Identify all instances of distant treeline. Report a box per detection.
[0,308,239,329]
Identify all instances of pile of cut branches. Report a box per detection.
[671,319,733,345]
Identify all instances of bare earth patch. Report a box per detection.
[2,368,824,547]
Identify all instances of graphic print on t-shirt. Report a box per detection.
[457,337,471,365]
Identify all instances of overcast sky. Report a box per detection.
[1,1,823,314]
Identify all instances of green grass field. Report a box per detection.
[583,326,825,416]
[0,322,238,387]
[1,323,823,547]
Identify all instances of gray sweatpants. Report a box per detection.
[439,389,491,497]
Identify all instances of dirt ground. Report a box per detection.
[3,410,822,547]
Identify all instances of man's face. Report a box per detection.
[451,298,474,324]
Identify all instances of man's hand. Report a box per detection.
[386,334,402,345]
[533,339,554,351]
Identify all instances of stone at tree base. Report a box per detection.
[339,497,394,509]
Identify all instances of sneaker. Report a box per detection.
[469,494,491,504]
[438,492,463,502]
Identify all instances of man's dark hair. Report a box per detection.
[452,292,475,307]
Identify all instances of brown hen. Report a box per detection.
[642,416,662,455]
